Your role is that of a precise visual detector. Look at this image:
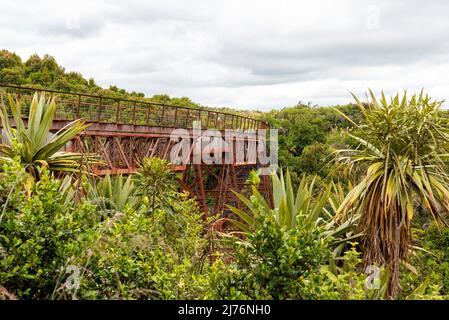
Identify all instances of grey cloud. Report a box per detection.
[1,0,449,109]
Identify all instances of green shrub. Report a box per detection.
[0,159,212,300]
[0,161,98,299]
[73,192,210,300]
[400,224,449,298]
[297,142,333,178]
[209,211,330,299]
[304,246,389,299]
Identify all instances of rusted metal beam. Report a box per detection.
[0,83,271,219]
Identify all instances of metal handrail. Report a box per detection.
[0,83,267,130]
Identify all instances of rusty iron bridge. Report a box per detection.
[0,84,271,219]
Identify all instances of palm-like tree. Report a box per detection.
[335,90,449,298]
[0,93,96,177]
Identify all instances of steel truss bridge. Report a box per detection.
[0,84,271,220]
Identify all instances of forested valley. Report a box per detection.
[1,50,449,300]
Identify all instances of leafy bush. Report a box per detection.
[400,224,449,298]
[0,159,212,300]
[209,211,389,299]
[297,142,333,178]
[0,161,98,299]
[304,246,389,299]
[210,210,330,299]
[134,157,178,215]
[73,190,210,300]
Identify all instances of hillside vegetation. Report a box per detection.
[1,49,449,300]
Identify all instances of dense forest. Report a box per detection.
[1,50,449,300]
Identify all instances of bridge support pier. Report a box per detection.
[0,84,272,228]
[70,132,271,224]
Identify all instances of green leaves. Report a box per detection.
[84,173,137,214]
[213,206,331,300]
[0,158,210,300]
[336,90,449,297]
[0,92,97,176]
[134,157,178,215]
[0,163,98,299]
[226,170,360,251]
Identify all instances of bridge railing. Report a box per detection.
[0,84,267,131]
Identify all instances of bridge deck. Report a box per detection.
[0,83,266,132]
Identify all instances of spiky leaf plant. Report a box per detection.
[134,157,178,215]
[0,93,97,177]
[84,173,137,216]
[225,170,360,251]
[335,90,449,298]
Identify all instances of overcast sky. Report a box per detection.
[1,0,449,110]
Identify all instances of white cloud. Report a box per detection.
[1,0,449,109]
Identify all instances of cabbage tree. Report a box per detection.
[335,90,449,298]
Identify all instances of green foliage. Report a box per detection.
[0,161,98,299]
[0,67,25,85]
[211,211,388,300]
[297,142,333,177]
[0,92,97,177]
[83,174,137,217]
[74,197,209,300]
[400,224,449,298]
[305,245,390,299]
[335,90,449,297]
[134,157,178,215]
[226,170,360,251]
[0,50,22,70]
[210,171,388,300]
[0,50,24,85]
[0,159,211,300]
[210,211,330,299]
[263,104,361,183]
